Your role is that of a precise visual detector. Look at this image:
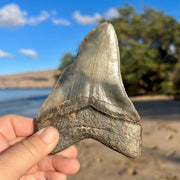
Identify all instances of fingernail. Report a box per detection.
[38,127,57,144]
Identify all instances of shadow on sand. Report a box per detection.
[134,99,180,121]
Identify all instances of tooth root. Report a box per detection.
[36,22,142,158]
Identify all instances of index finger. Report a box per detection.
[0,114,35,142]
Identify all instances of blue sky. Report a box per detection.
[0,0,179,75]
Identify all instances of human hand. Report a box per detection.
[0,114,80,180]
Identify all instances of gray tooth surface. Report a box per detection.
[35,22,142,158]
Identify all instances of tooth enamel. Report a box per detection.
[35,22,142,158]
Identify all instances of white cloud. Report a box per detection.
[104,8,120,20]
[0,3,26,28]
[51,10,57,15]
[52,18,71,26]
[73,11,102,25]
[19,49,37,58]
[0,3,50,28]
[73,8,120,25]
[0,50,13,58]
[27,11,50,25]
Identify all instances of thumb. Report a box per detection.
[0,126,59,180]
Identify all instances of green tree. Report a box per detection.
[172,64,180,94]
[108,3,180,95]
[54,52,75,80]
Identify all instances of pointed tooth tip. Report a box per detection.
[80,22,116,49]
[85,22,115,38]
[98,22,113,28]
[96,22,115,34]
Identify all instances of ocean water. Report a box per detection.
[1,88,180,120]
[0,88,51,117]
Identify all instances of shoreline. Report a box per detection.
[0,88,179,102]
[130,95,175,101]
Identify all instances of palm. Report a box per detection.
[20,147,78,180]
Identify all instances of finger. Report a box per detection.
[9,136,26,146]
[0,126,59,180]
[52,155,80,174]
[44,171,67,180]
[32,155,80,174]
[21,171,67,180]
[0,133,9,152]
[57,145,78,158]
[26,146,78,175]
[0,114,34,141]
[0,136,27,153]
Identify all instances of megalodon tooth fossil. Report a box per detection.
[35,22,142,158]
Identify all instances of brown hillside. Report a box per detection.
[0,69,57,88]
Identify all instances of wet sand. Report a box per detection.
[68,100,180,180]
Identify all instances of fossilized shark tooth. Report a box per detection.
[35,22,142,158]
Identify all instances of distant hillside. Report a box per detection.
[0,69,57,88]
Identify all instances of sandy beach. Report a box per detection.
[68,99,180,180]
